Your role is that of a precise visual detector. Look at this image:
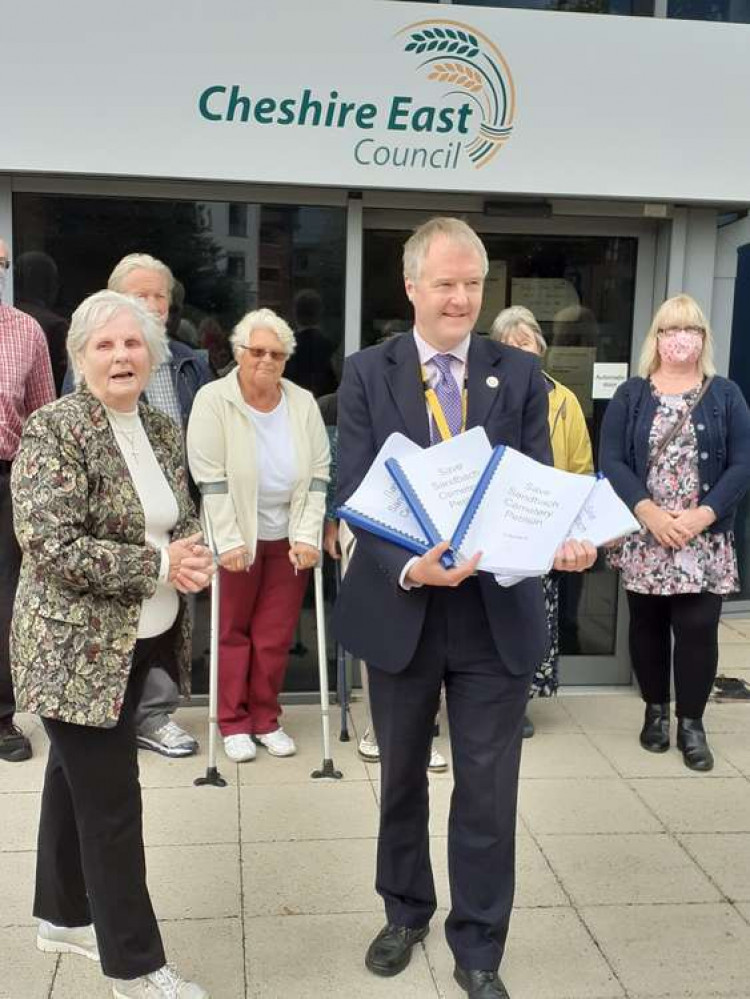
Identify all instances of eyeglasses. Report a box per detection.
[0,258,10,271]
[658,326,705,338]
[239,345,288,362]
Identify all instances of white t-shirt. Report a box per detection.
[244,394,298,540]
[105,407,179,638]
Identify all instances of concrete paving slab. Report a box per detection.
[519,733,618,779]
[711,733,750,776]
[0,849,36,926]
[0,924,57,999]
[424,910,625,999]
[519,778,663,835]
[703,702,750,733]
[538,832,720,906]
[678,833,750,902]
[561,694,643,732]
[0,717,49,794]
[141,785,239,847]
[239,781,379,842]
[146,843,241,920]
[525,698,583,734]
[244,912,439,999]
[634,778,750,833]
[243,837,378,917]
[236,742,370,786]
[586,728,740,779]
[1,790,41,852]
[580,902,750,999]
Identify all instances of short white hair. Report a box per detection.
[67,290,169,386]
[108,253,174,298]
[490,305,547,355]
[403,217,489,283]
[230,307,296,359]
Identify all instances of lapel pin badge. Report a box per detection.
[486,376,499,389]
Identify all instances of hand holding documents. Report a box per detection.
[338,428,639,584]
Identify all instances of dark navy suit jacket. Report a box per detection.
[333,331,552,675]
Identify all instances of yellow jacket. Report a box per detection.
[545,375,594,475]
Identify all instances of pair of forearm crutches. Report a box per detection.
[194,483,342,789]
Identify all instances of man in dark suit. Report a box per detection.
[334,218,594,999]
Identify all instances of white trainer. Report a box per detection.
[111,963,208,998]
[257,727,296,757]
[37,920,99,961]
[358,728,380,762]
[223,734,256,762]
[428,746,449,773]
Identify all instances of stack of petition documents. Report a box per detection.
[338,427,640,586]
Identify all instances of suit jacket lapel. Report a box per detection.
[466,334,504,430]
[384,333,431,447]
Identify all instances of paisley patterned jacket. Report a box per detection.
[10,385,200,727]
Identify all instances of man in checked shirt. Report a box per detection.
[0,237,56,762]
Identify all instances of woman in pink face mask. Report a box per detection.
[600,294,750,772]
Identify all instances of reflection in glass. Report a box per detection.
[363,227,637,662]
[668,0,750,20]
[452,0,654,14]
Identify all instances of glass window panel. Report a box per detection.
[362,227,638,660]
[13,192,346,694]
[668,0,750,21]
[452,0,654,15]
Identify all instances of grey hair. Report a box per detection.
[490,305,547,355]
[67,290,169,386]
[230,307,296,359]
[108,253,174,298]
[403,217,489,283]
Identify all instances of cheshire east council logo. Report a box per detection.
[396,19,516,169]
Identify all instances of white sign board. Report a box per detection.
[592,363,629,399]
[2,0,750,202]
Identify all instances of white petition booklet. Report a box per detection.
[565,476,641,547]
[387,426,493,541]
[456,447,597,576]
[339,432,428,549]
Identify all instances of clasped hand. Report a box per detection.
[635,500,715,549]
[167,532,215,593]
[405,538,597,588]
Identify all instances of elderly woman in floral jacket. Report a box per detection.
[11,291,213,999]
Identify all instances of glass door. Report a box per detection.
[361,211,658,686]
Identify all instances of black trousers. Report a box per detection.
[0,467,22,722]
[33,633,172,980]
[368,578,532,973]
[626,590,723,719]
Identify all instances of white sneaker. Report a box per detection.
[257,727,296,757]
[358,728,380,762]
[37,919,99,961]
[111,963,209,998]
[137,720,198,758]
[223,734,256,762]
[428,746,449,773]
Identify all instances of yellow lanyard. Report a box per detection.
[421,364,468,442]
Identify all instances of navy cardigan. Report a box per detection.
[599,375,750,533]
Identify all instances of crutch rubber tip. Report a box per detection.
[311,759,343,780]
[194,767,228,788]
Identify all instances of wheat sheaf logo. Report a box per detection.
[396,19,516,169]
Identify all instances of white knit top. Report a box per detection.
[105,406,179,638]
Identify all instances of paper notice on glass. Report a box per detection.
[592,362,629,399]
[386,427,493,543]
[337,433,430,554]
[456,448,597,576]
[565,476,641,547]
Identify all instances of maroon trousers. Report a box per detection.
[218,539,308,736]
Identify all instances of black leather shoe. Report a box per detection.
[522,714,534,739]
[364,923,429,977]
[0,721,32,763]
[677,717,714,772]
[454,964,511,998]
[639,702,670,753]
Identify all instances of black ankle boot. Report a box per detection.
[677,717,714,772]
[639,702,670,753]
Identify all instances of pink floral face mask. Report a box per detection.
[657,329,703,365]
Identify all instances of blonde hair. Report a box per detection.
[403,217,488,283]
[638,294,716,378]
[490,305,547,355]
[230,307,296,359]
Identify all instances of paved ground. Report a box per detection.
[2,616,750,999]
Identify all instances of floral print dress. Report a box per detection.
[607,383,738,596]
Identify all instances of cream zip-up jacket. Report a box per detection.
[186,369,330,559]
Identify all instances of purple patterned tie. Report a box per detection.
[430,353,462,444]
